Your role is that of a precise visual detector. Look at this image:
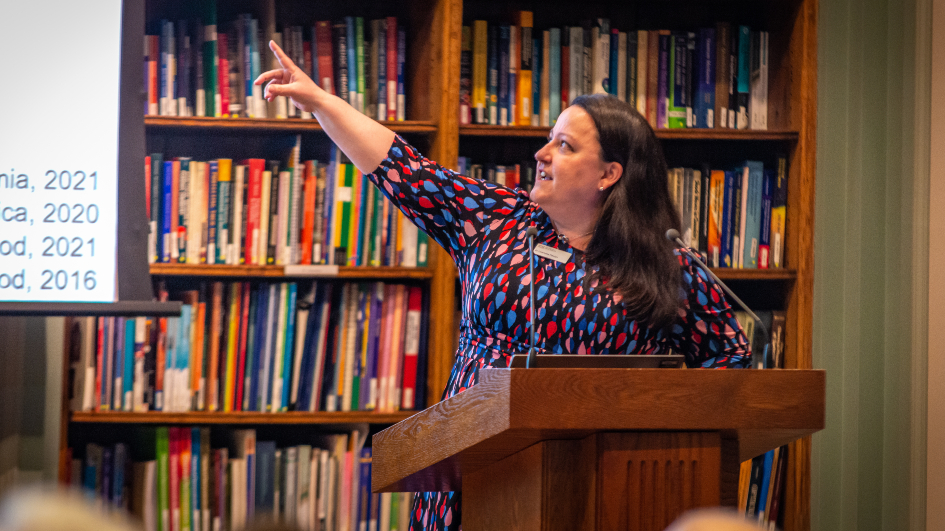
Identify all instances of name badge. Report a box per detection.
[534,243,572,264]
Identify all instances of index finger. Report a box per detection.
[269,40,296,70]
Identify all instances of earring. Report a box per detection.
[599,186,604,192]
[540,171,546,177]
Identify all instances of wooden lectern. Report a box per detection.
[373,369,825,531]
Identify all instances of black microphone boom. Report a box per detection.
[526,226,539,369]
[664,229,769,369]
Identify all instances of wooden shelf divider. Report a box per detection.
[460,124,800,141]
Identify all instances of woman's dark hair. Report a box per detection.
[570,93,682,330]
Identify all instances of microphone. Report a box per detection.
[526,226,539,369]
[665,229,769,369]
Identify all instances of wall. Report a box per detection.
[812,0,929,529]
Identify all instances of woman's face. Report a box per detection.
[530,106,613,220]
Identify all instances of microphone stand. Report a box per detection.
[665,229,769,369]
[526,226,539,369]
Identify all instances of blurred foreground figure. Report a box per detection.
[666,508,771,531]
[0,486,140,531]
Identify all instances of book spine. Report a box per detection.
[487,25,499,125]
[472,21,488,124]
[736,25,751,129]
[517,12,533,125]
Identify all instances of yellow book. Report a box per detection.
[223,282,240,412]
[515,11,533,125]
[472,21,488,124]
[348,167,362,266]
[737,459,753,512]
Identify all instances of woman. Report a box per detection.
[257,41,750,531]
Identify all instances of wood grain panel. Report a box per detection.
[598,432,721,531]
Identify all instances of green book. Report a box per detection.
[156,427,170,531]
[417,230,429,267]
[339,162,353,265]
[356,17,365,113]
[202,0,218,117]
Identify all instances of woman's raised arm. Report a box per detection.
[255,40,395,174]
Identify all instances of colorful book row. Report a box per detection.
[455,158,535,191]
[146,140,427,268]
[738,444,788,529]
[69,280,428,415]
[69,427,412,531]
[146,8,406,121]
[671,157,788,270]
[460,15,769,130]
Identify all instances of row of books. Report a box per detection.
[69,280,428,414]
[146,9,406,121]
[671,157,787,270]
[460,15,769,131]
[455,158,536,191]
[733,311,786,370]
[738,444,788,529]
[146,139,427,267]
[70,428,412,531]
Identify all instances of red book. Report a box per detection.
[148,35,159,115]
[241,159,265,265]
[218,33,230,116]
[234,282,250,410]
[315,21,335,95]
[386,17,398,120]
[145,156,151,216]
[171,160,180,261]
[168,427,181,531]
[94,317,104,411]
[301,160,317,264]
[561,43,569,109]
[400,286,423,410]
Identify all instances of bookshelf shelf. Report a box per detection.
[711,268,797,281]
[145,116,438,134]
[149,264,434,280]
[71,411,415,425]
[459,124,800,142]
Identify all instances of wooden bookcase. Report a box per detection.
[58,0,817,529]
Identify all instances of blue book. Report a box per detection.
[397,30,406,120]
[756,449,776,516]
[609,29,619,95]
[357,447,373,529]
[255,441,277,512]
[190,428,201,523]
[177,20,190,116]
[248,284,268,411]
[720,170,736,267]
[280,283,299,410]
[549,28,561,123]
[178,305,192,409]
[242,287,259,411]
[693,28,716,128]
[532,38,541,123]
[101,446,113,503]
[160,20,169,114]
[736,25,751,128]
[249,17,261,117]
[657,32,670,128]
[244,16,255,115]
[162,161,174,262]
[742,161,764,268]
[360,284,382,410]
[498,26,510,125]
[487,25,498,125]
[113,317,125,411]
[124,318,135,410]
[113,443,127,507]
[295,286,319,411]
[346,17,357,106]
[377,20,387,119]
[759,169,775,269]
[258,283,278,412]
[163,317,178,411]
[207,161,219,264]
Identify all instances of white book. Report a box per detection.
[259,283,278,411]
[341,284,359,412]
[230,165,245,265]
[133,316,147,411]
[569,27,583,102]
[289,305,310,407]
[397,493,411,531]
[617,32,627,101]
[257,170,272,265]
[349,430,367,531]
[289,165,303,265]
[286,447,298,524]
[750,31,769,130]
[308,449,319,531]
[187,162,202,263]
[400,217,418,267]
[297,445,312,528]
[317,449,330,525]
[379,492,392,531]
[72,316,96,411]
[309,288,332,412]
[275,170,291,265]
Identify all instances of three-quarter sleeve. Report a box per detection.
[367,135,525,263]
[669,252,752,368]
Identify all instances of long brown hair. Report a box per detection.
[571,94,682,330]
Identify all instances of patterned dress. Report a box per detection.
[367,136,752,531]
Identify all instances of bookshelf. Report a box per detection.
[58,0,816,529]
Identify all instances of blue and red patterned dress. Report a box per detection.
[367,135,752,531]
